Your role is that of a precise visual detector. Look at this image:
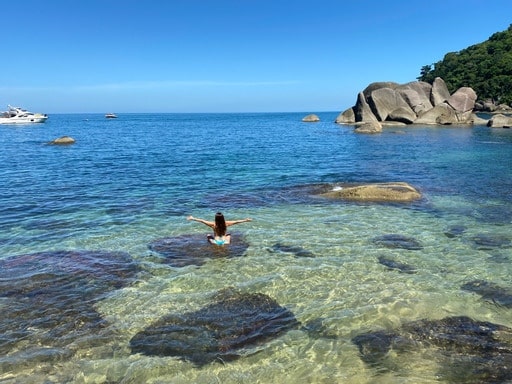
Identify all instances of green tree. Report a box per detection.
[417,24,512,104]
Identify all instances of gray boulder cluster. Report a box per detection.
[336,77,487,130]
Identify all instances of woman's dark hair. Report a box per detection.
[214,212,227,236]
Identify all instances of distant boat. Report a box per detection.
[0,105,48,124]
[105,113,118,119]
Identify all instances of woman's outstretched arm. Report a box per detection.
[225,218,252,227]
[187,216,215,229]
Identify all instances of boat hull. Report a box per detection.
[0,115,48,124]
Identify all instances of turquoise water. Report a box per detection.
[1,112,511,383]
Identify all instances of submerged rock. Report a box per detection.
[0,250,140,357]
[378,256,417,274]
[0,250,139,299]
[269,243,315,258]
[444,225,467,238]
[353,316,512,383]
[148,233,250,267]
[372,234,423,250]
[471,234,511,250]
[461,280,512,308]
[130,291,300,366]
[319,182,421,202]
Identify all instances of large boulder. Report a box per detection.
[487,113,512,128]
[335,107,356,124]
[414,104,458,125]
[368,87,415,122]
[396,81,433,114]
[362,81,400,99]
[354,121,382,134]
[447,87,477,113]
[430,77,451,106]
[354,92,379,122]
[388,107,417,124]
[318,182,421,202]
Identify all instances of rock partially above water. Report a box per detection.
[48,136,76,145]
[302,114,320,122]
[487,113,512,128]
[354,121,382,134]
[318,182,421,202]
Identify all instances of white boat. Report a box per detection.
[105,113,118,119]
[0,105,48,124]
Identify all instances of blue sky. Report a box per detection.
[2,0,511,113]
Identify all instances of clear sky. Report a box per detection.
[2,0,511,113]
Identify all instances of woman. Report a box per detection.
[187,212,252,245]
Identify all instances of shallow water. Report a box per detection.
[0,112,511,383]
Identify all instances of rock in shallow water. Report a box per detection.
[352,316,512,383]
[471,234,511,250]
[372,234,423,250]
[130,291,300,366]
[148,233,250,267]
[0,250,140,358]
[461,280,512,308]
[378,256,417,274]
[318,182,421,202]
[269,243,316,258]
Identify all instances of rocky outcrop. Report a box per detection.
[318,182,421,202]
[302,114,320,122]
[336,77,483,126]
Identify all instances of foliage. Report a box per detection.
[418,25,512,105]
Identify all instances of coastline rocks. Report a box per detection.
[336,77,481,126]
[319,182,421,202]
[302,114,320,122]
[49,136,76,145]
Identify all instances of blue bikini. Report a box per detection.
[213,238,226,246]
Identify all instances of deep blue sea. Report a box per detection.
[1,112,511,383]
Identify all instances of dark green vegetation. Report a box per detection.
[418,25,512,104]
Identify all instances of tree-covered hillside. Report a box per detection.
[418,25,512,105]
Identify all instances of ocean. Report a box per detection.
[1,112,511,383]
